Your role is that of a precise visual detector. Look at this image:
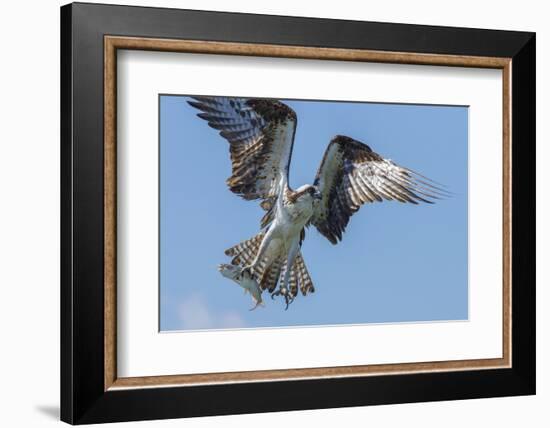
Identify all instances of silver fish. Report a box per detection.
[218,264,264,310]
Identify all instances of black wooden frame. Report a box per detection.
[61,2,536,424]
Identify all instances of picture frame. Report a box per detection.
[60,2,535,424]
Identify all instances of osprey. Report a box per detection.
[188,96,446,309]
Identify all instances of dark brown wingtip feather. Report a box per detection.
[188,95,215,104]
[246,98,297,122]
[187,100,202,109]
[330,135,374,153]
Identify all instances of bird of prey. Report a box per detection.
[188,96,447,309]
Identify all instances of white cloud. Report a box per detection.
[219,311,246,329]
[178,293,246,330]
[178,294,214,330]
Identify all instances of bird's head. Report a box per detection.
[295,184,323,203]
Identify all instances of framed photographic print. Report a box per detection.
[60,2,536,424]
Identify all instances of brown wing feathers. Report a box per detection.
[188,96,296,206]
[312,135,448,244]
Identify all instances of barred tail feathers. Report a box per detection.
[260,258,283,292]
[268,252,315,298]
[292,253,315,296]
[224,234,315,297]
[224,232,265,268]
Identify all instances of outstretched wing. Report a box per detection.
[188,96,297,204]
[311,135,448,244]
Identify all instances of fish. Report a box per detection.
[218,264,264,310]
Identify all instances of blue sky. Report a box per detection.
[159,95,468,331]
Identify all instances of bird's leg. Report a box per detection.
[271,241,299,310]
[241,228,273,277]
